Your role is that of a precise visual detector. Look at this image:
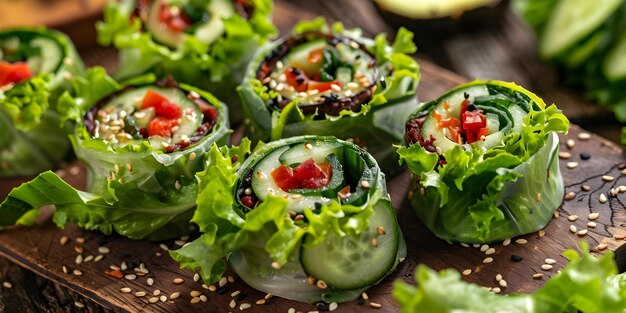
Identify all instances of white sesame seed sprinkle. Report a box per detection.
[83,255,94,263]
[193,273,200,282]
[485,248,496,255]
[597,243,608,251]
[159,295,167,302]
[588,212,600,220]
[541,264,553,270]
[577,132,591,140]
[75,255,83,264]
[502,238,511,246]
[569,225,577,233]
[499,280,507,288]
[329,302,338,311]
[173,278,184,284]
[369,302,382,308]
[588,221,597,228]
[599,194,608,203]
[566,162,579,169]
[98,246,110,254]
[60,236,69,246]
[148,297,159,303]
[495,274,502,281]
[462,269,472,276]
[577,229,588,236]
[483,257,494,264]
[219,277,228,287]
[62,265,68,274]
[558,152,571,159]
[480,244,489,252]
[73,269,82,276]
[147,278,154,286]
[492,287,501,294]
[566,139,575,149]
[533,273,544,279]
[229,299,236,308]
[603,175,615,182]
[121,287,132,293]
[271,261,281,269]
[125,274,137,280]
[3,281,12,289]
[74,302,84,308]
[567,215,579,221]
[240,303,252,310]
[191,290,202,297]
[360,180,371,188]
[515,238,528,244]
[200,295,207,302]
[153,289,161,296]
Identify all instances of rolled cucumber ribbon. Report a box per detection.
[97,0,276,124]
[398,80,569,243]
[171,135,406,304]
[0,75,230,240]
[0,28,84,178]
[238,18,421,176]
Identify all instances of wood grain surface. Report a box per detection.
[1,0,626,312]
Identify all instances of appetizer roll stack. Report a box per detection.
[238,18,421,175]
[0,75,230,240]
[172,136,406,303]
[0,28,84,178]
[399,81,569,243]
[97,0,276,123]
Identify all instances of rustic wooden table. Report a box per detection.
[1,0,624,312]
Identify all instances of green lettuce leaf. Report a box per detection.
[393,243,626,313]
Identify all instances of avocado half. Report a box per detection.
[374,0,510,40]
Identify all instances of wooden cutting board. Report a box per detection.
[1,0,626,311]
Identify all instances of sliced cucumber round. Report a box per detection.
[540,0,623,59]
[299,200,399,290]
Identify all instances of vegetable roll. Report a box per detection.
[0,74,231,240]
[97,0,276,124]
[398,81,569,243]
[238,18,421,175]
[171,136,406,304]
[0,28,84,178]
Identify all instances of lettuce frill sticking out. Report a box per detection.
[171,135,406,303]
[399,80,569,243]
[238,17,421,175]
[0,73,231,240]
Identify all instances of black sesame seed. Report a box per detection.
[464,92,470,99]
[291,67,301,75]
[380,76,387,89]
[217,286,230,295]
[511,254,523,262]
[316,302,330,311]
[580,153,591,160]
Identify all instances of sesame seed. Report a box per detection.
[588,222,597,228]
[541,264,553,270]
[558,152,571,159]
[515,238,528,244]
[240,303,252,310]
[159,243,169,251]
[74,301,84,308]
[125,274,137,280]
[599,194,608,203]
[60,236,69,246]
[532,273,544,279]
[265,293,273,300]
[377,226,386,235]
[330,84,341,92]
[121,287,132,293]
[461,243,470,247]
[538,230,546,238]
[502,238,511,246]
[435,146,443,155]
[193,273,200,282]
[564,192,576,200]
[480,244,489,252]
[369,302,382,308]
[73,269,82,276]
[483,257,494,264]
[256,299,266,305]
[544,258,556,265]
[473,244,480,248]
[495,274,502,281]
[271,262,281,269]
[566,139,575,149]
[219,277,228,287]
[148,297,159,304]
[173,278,184,284]
[566,162,579,169]
[230,290,240,297]
[94,254,104,262]
[567,215,579,221]
[492,287,501,294]
[288,309,296,313]
[153,289,161,296]
[305,143,313,150]
[229,299,237,308]
[329,302,338,311]
[499,280,507,288]
[97,246,110,254]
[603,175,615,182]
[569,225,577,233]
[577,229,588,236]
[256,172,267,180]
[3,281,12,288]
[462,269,472,276]
[588,212,600,220]
[75,254,83,264]
[485,248,496,255]
[147,278,154,286]
[360,180,371,188]
[577,132,591,140]
[83,255,94,263]
[191,290,202,297]
[597,244,608,251]
[371,237,378,248]
[200,295,207,302]
[317,280,328,289]
[62,265,69,274]
[582,185,591,191]
[74,246,84,254]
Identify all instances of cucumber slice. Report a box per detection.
[282,39,328,76]
[540,0,623,59]
[289,154,346,198]
[300,200,399,290]
[278,141,343,165]
[604,32,626,81]
[27,37,62,75]
[194,0,235,45]
[147,0,185,48]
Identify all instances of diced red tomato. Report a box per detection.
[478,127,490,138]
[308,81,342,93]
[307,48,324,64]
[148,117,179,137]
[158,3,192,32]
[271,159,332,192]
[462,110,486,132]
[284,67,308,92]
[142,90,182,119]
[0,61,32,86]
